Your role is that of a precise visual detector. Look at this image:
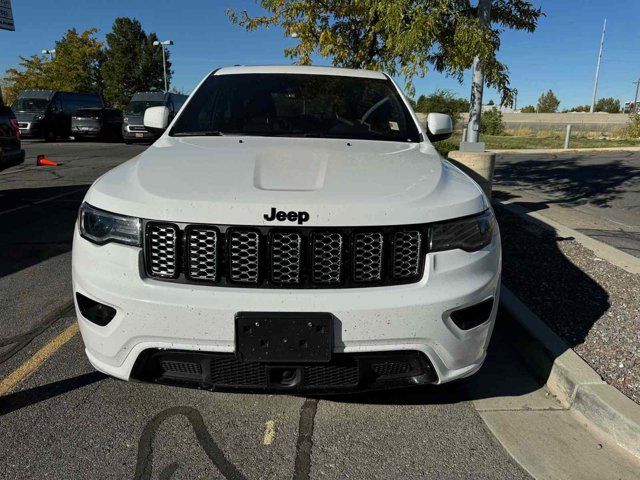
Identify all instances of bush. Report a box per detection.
[537,90,560,113]
[595,97,621,113]
[414,89,469,126]
[481,108,505,135]
[520,105,536,113]
[627,113,640,138]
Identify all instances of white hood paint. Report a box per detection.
[85,136,486,227]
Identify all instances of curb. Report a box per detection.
[500,286,640,459]
[495,200,640,275]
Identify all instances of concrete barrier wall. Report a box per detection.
[417,112,630,133]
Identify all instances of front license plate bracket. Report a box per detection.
[235,312,333,363]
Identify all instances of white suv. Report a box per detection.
[73,65,500,392]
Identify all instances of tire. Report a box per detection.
[44,130,57,142]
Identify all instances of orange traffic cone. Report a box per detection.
[36,155,58,166]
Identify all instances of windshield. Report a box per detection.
[75,109,102,118]
[12,98,50,112]
[170,73,421,142]
[126,100,164,115]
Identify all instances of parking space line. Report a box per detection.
[0,323,79,396]
[263,420,276,445]
[0,187,87,216]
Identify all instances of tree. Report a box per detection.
[595,97,620,114]
[480,107,504,134]
[520,105,535,113]
[537,90,559,113]
[47,28,104,93]
[414,89,469,126]
[101,18,170,108]
[570,104,590,112]
[227,1,542,103]
[2,55,52,105]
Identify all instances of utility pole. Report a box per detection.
[633,78,640,114]
[463,0,492,150]
[590,19,606,113]
[153,40,174,93]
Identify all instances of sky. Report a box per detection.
[1,0,639,109]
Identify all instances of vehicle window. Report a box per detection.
[12,98,50,112]
[126,100,165,115]
[63,94,102,115]
[76,109,102,118]
[170,74,420,142]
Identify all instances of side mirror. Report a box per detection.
[426,113,453,142]
[144,106,170,133]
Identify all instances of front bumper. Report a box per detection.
[72,227,501,389]
[122,125,158,141]
[18,122,41,138]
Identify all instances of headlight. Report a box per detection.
[34,114,44,121]
[430,210,496,252]
[79,203,141,246]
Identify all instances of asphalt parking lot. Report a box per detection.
[1,141,638,479]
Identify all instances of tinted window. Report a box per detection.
[171,74,420,142]
[75,109,103,118]
[61,93,102,114]
[12,98,50,112]
[126,100,165,115]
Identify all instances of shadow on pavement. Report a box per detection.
[0,371,106,416]
[0,184,89,278]
[494,153,640,208]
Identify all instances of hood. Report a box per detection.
[85,136,486,227]
[16,112,43,122]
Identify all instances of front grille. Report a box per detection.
[303,363,359,386]
[128,125,146,132]
[144,223,426,288]
[18,122,28,128]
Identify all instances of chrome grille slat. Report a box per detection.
[147,224,179,278]
[229,230,260,284]
[145,224,425,287]
[393,230,423,279]
[186,227,218,281]
[353,232,384,282]
[312,232,344,284]
[271,232,303,284]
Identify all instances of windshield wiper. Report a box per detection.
[172,130,224,137]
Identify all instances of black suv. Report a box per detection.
[0,103,25,170]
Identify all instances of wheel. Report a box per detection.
[44,130,57,142]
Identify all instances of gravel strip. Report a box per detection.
[495,205,640,404]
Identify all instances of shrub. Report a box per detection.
[520,105,536,113]
[627,113,640,138]
[481,108,505,135]
[414,89,469,126]
[537,90,560,113]
[595,97,621,113]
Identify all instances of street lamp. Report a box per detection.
[42,49,56,60]
[153,40,174,93]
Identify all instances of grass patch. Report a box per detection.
[435,134,640,155]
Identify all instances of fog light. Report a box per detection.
[76,293,116,326]
[450,298,494,330]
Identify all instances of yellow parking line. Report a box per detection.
[263,420,276,445]
[0,323,79,397]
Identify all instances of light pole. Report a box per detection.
[153,40,173,93]
[590,19,606,113]
[463,0,492,151]
[42,49,56,60]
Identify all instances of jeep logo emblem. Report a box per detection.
[264,207,310,225]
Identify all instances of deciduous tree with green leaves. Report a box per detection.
[537,90,559,113]
[595,97,620,114]
[101,17,170,108]
[227,0,542,103]
[414,89,469,126]
[2,55,51,105]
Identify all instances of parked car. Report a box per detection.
[122,91,187,144]
[72,108,123,141]
[0,103,25,169]
[12,90,103,141]
[73,66,500,393]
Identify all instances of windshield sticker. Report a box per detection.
[388,121,399,131]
